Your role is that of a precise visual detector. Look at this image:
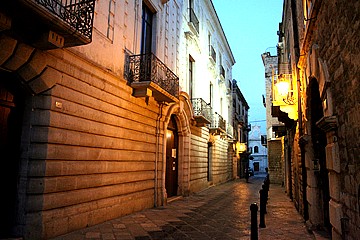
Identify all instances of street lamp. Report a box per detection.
[275,74,290,97]
[272,72,297,108]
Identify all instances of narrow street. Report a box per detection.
[52,174,315,240]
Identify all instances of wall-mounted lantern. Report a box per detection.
[275,74,290,97]
[271,70,298,120]
[272,73,295,105]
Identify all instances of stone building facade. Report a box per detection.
[248,124,268,173]
[232,79,250,178]
[271,0,360,239]
[261,52,286,184]
[0,0,243,239]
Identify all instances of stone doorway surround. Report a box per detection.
[301,44,342,238]
[161,92,192,205]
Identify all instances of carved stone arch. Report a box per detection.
[0,35,59,94]
[162,92,192,202]
[307,44,333,116]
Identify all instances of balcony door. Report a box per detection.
[141,3,153,54]
[189,56,194,99]
[165,115,178,198]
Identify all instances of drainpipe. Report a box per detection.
[155,102,164,207]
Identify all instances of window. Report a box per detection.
[189,0,199,33]
[107,0,116,40]
[254,146,259,153]
[208,33,216,62]
[189,56,194,99]
[141,3,154,54]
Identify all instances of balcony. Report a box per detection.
[0,0,95,49]
[220,65,225,79]
[234,113,247,126]
[261,135,267,147]
[225,123,234,140]
[188,7,199,34]
[209,45,216,63]
[128,53,179,103]
[209,112,226,134]
[191,98,212,126]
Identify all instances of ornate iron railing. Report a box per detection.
[34,0,95,39]
[128,53,179,98]
[191,98,212,122]
[189,7,199,33]
[210,112,226,131]
[220,65,225,78]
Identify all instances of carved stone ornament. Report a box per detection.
[316,116,337,132]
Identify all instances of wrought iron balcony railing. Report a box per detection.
[128,53,179,102]
[33,0,95,40]
[189,7,199,33]
[2,0,96,48]
[209,112,226,133]
[191,98,212,125]
[220,65,225,79]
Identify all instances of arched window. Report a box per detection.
[254,146,259,153]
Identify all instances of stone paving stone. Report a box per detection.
[51,174,318,240]
[85,232,100,239]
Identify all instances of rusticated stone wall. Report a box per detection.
[267,139,284,185]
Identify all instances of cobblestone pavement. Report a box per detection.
[52,174,315,240]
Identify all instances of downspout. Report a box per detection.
[155,102,164,207]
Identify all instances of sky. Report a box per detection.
[212,0,283,134]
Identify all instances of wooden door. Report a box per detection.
[165,116,178,198]
[0,81,23,238]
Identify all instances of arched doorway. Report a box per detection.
[309,79,330,231]
[165,115,179,198]
[0,72,25,238]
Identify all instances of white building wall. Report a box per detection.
[249,124,268,172]
[178,0,235,123]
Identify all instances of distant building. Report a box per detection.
[248,124,268,173]
[232,79,250,178]
[262,52,285,184]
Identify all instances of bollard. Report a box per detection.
[262,184,269,204]
[261,185,267,213]
[259,189,266,228]
[250,203,258,240]
[264,171,270,188]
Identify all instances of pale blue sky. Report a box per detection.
[212,0,283,133]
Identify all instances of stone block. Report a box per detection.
[18,51,48,81]
[29,67,61,94]
[0,35,17,65]
[328,172,340,201]
[326,142,340,173]
[3,43,34,71]
[329,199,342,234]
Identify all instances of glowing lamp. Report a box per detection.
[236,142,247,153]
[275,74,290,97]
